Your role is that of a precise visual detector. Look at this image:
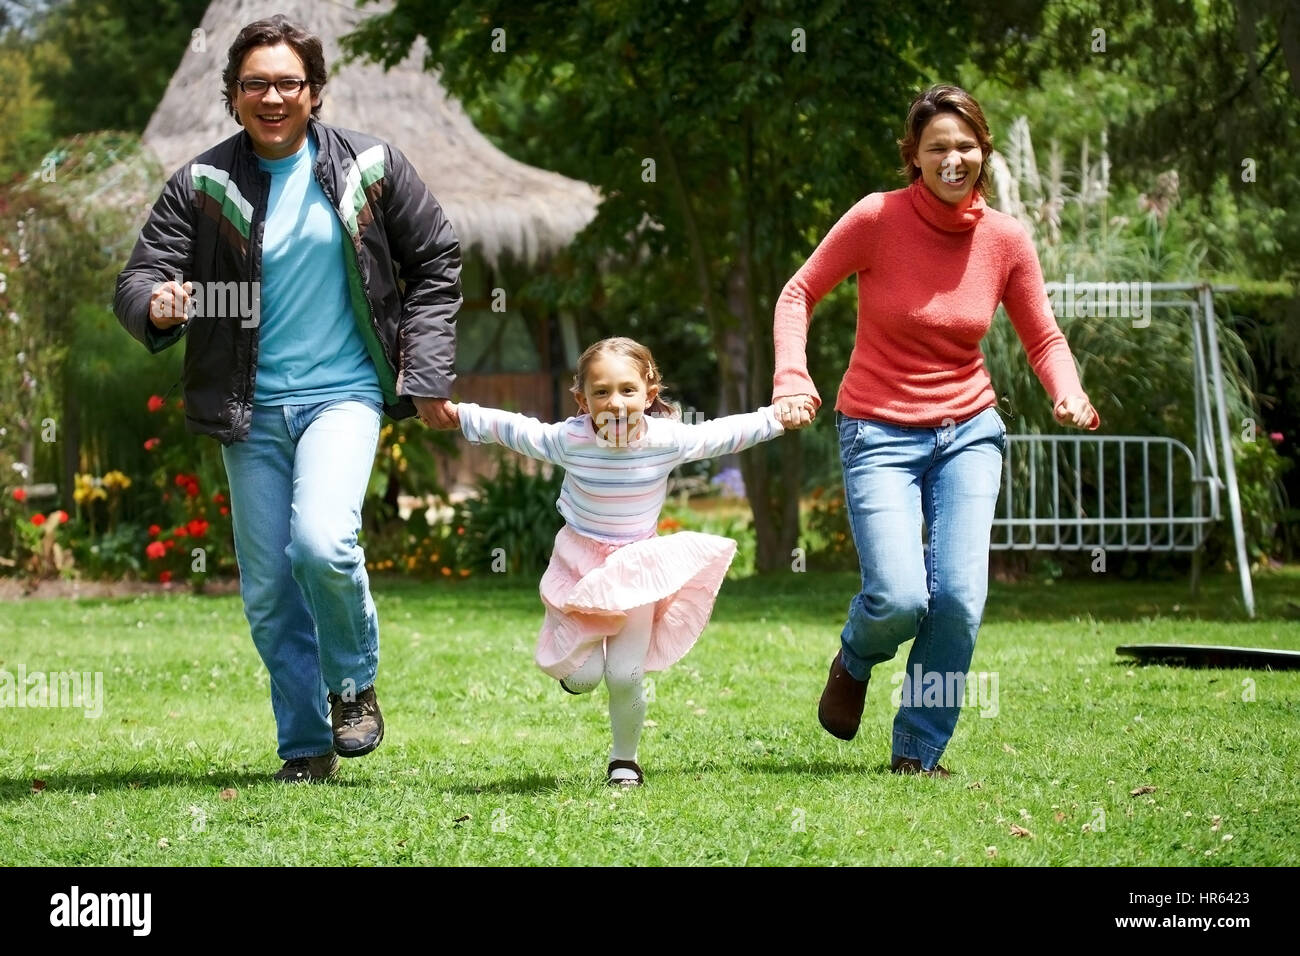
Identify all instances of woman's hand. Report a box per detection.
[773,394,818,430]
[1054,395,1099,430]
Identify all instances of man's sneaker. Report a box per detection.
[329,684,385,757]
[273,752,339,783]
[817,651,868,740]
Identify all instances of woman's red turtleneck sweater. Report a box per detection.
[773,179,1097,429]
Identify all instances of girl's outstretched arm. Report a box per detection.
[457,402,568,464]
[674,406,784,463]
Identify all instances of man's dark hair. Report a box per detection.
[221,15,327,123]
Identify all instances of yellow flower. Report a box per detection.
[73,473,103,504]
[102,470,132,491]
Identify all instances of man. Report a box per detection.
[115,15,461,782]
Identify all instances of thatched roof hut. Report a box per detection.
[142,0,600,267]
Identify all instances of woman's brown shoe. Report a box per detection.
[890,755,951,778]
[817,652,868,741]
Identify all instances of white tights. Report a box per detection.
[563,603,654,770]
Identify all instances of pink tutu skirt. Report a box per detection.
[536,525,738,679]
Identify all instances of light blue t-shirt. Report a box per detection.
[254,133,383,406]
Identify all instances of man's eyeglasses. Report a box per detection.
[237,77,308,96]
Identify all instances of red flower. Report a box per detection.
[185,482,199,498]
[146,541,166,560]
[219,506,229,517]
[173,474,188,488]
[148,524,161,538]
[53,510,68,524]
[1269,432,1284,442]
[173,526,187,538]
[31,513,46,526]
[212,492,226,504]
[11,488,25,502]
[147,394,165,413]
[144,438,160,451]
[159,570,172,583]
[164,539,175,550]
[186,518,209,538]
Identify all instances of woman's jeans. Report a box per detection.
[221,399,382,760]
[836,406,1006,769]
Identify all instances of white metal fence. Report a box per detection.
[992,283,1255,616]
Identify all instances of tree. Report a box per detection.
[31,0,210,137]
[345,0,1033,570]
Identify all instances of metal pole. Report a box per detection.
[1201,285,1256,617]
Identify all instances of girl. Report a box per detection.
[447,337,792,786]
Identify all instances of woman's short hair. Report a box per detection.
[897,84,994,196]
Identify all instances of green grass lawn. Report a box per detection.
[2,566,1298,866]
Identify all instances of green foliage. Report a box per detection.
[68,521,149,579]
[454,453,564,576]
[980,0,1300,285]
[30,0,211,137]
[0,39,55,180]
[1231,433,1291,564]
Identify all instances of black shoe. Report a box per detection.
[273,752,339,783]
[607,759,644,787]
[328,684,384,757]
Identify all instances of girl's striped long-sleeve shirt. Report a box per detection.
[458,403,784,544]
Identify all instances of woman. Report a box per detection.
[770,84,1098,777]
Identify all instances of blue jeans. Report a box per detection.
[836,405,1006,770]
[221,399,382,759]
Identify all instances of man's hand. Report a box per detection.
[412,396,459,430]
[1054,395,1100,430]
[773,394,818,430]
[149,280,192,330]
